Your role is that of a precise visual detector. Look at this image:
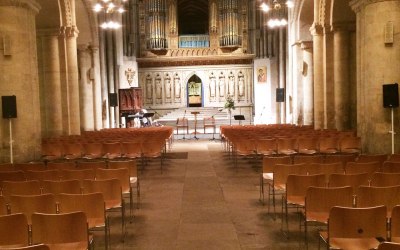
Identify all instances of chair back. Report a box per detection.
[328,205,387,239]
[31,212,88,248]
[2,180,41,198]
[262,156,291,173]
[391,205,400,243]
[9,194,57,224]
[356,185,400,217]
[370,172,400,187]
[41,180,82,195]
[328,173,369,194]
[0,213,29,247]
[378,242,400,250]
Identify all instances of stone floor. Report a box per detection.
[95,139,323,250]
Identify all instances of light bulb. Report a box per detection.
[261,3,270,12]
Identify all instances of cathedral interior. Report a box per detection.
[0,0,399,164]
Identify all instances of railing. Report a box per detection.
[179,35,210,48]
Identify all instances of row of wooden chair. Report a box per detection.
[0,212,90,250]
[0,164,139,218]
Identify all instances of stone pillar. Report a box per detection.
[90,46,103,131]
[324,27,335,129]
[310,24,324,129]
[301,41,314,125]
[63,26,81,135]
[333,23,350,131]
[351,0,400,153]
[37,29,63,138]
[78,45,94,131]
[0,0,42,162]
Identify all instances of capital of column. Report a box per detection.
[59,26,80,38]
[331,22,356,32]
[0,0,41,14]
[300,40,313,50]
[310,23,324,36]
[350,0,388,13]
[37,28,61,38]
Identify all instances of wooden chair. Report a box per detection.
[0,171,26,190]
[389,154,400,162]
[378,242,400,250]
[322,205,387,250]
[62,142,82,160]
[76,160,107,171]
[108,160,140,210]
[81,142,103,159]
[391,205,400,243]
[276,137,297,156]
[141,140,165,171]
[2,180,41,199]
[319,136,339,154]
[356,185,400,217]
[41,142,63,162]
[304,186,353,246]
[46,161,76,172]
[1,244,51,250]
[58,193,108,249]
[24,170,61,182]
[293,155,323,164]
[102,141,122,160]
[357,154,388,165]
[296,137,319,155]
[176,117,189,138]
[121,141,142,159]
[82,179,125,240]
[255,138,277,157]
[370,172,400,187]
[345,161,381,177]
[339,136,361,154]
[61,169,95,182]
[203,117,216,139]
[0,163,16,172]
[96,167,133,218]
[0,196,7,215]
[31,212,89,250]
[41,180,82,196]
[283,174,326,232]
[14,163,46,172]
[328,173,370,196]
[0,213,29,248]
[8,194,57,224]
[382,161,400,173]
[260,156,291,206]
[324,154,357,165]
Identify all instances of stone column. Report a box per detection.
[333,23,350,131]
[301,41,314,125]
[324,26,335,129]
[310,24,324,129]
[78,45,94,131]
[37,29,63,138]
[350,0,400,153]
[64,26,81,134]
[0,0,42,162]
[90,46,103,131]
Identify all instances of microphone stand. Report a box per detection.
[259,106,265,124]
[177,110,187,140]
[208,108,223,141]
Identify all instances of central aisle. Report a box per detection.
[111,140,317,250]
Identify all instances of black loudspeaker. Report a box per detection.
[2,96,17,118]
[383,83,399,108]
[276,88,285,102]
[109,93,118,107]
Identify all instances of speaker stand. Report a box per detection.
[390,108,396,154]
[8,119,13,163]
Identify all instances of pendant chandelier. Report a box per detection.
[260,0,294,28]
[93,0,128,29]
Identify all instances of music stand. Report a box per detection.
[234,115,245,125]
[143,113,154,127]
[191,111,200,140]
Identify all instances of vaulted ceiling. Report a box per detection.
[178,0,209,34]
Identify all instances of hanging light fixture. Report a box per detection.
[260,0,294,28]
[93,0,128,29]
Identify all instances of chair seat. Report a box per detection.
[103,153,120,159]
[46,241,88,250]
[286,195,305,207]
[123,153,141,159]
[130,177,138,184]
[262,173,273,181]
[88,218,106,229]
[279,149,297,155]
[341,148,360,154]
[258,150,277,156]
[320,149,338,154]
[329,237,380,250]
[306,211,329,224]
[298,149,317,155]
[105,200,122,210]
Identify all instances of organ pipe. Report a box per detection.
[145,0,167,50]
[218,0,241,47]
